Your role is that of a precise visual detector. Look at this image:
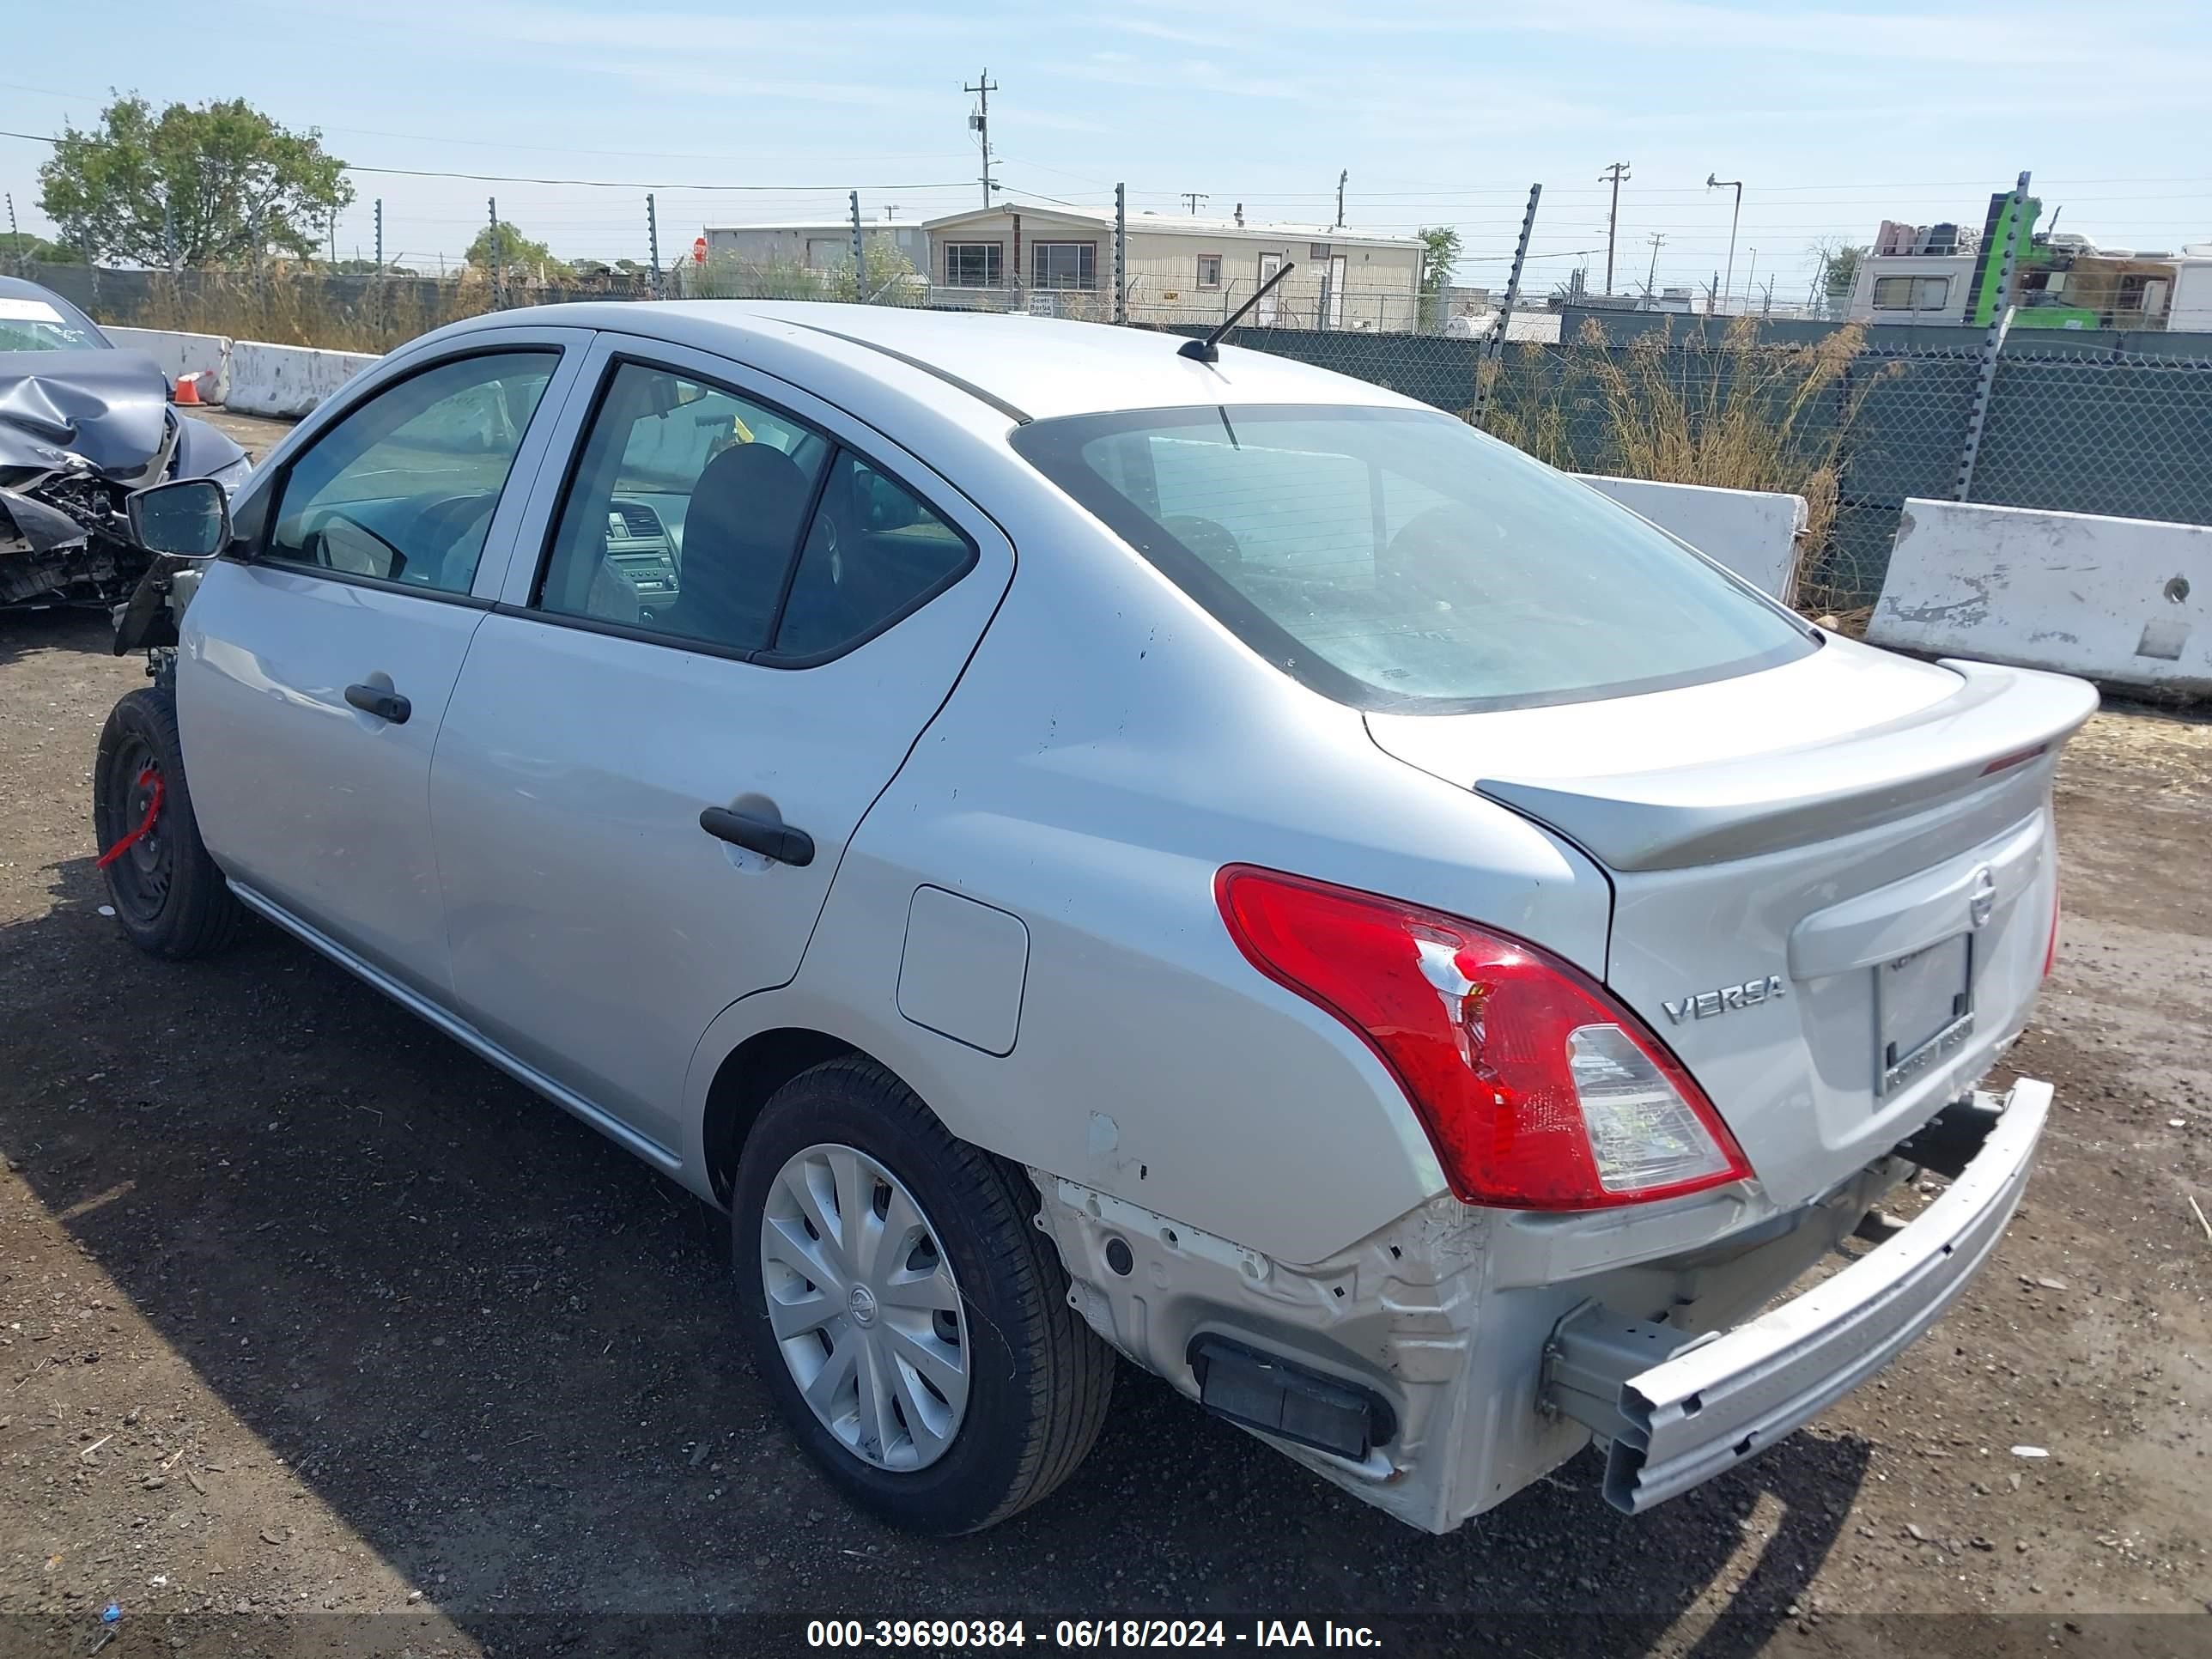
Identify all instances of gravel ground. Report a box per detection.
[1,440,2207,1656]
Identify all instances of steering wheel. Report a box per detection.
[409,493,500,584]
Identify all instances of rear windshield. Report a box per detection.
[1011,404,1816,714]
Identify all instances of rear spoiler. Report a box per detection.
[1475,660,2098,872]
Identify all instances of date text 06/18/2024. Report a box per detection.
[804,1620,1383,1649]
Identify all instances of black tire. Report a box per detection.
[92,686,241,960]
[732,1056,1114,1534]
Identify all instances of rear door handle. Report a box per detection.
[343,684,411,724]
[699,806,814,867]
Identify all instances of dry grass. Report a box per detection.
[125,267,501,353]
[1481,315,1904,615]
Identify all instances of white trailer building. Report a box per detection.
[921,206,1427,332]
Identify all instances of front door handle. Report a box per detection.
[699,806,814,867]
[344,684,411,724]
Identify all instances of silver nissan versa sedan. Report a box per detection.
[95,301,2094,1536]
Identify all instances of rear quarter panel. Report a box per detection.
[684,464,1615,1265]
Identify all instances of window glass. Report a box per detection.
[1871,274,1949,311]
[1031,242,1096,290]
[945,243,1002,287]
[0,292,106,350]
[1196,254,1222,289]
[538,362,829,653]
[773,451,975,659]
[1012,404,1814,714]
[264,351,556,592]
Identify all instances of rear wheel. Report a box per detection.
[732,1057,1114,1534]
[92,687,240,959]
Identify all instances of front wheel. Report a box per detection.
[92,686,241,959]
[732,1057,1114,1534]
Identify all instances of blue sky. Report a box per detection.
[4,0,2209,301]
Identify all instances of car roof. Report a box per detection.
[450,301,1424,425]
[0,273,110,341]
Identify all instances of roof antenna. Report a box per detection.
[1181,260,1296,363]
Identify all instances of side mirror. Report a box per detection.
[127,477,231,560]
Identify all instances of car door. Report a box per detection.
[429,335,1014,1156]
[177,333,590,997]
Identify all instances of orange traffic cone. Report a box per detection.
[172,372,204,406]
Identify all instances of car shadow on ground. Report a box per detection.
[0,606,121,671]
[0,855,1864,1656]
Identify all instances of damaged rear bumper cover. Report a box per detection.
[1543,1076,2051,1512]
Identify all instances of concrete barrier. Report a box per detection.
[1871,497,2209,693]
[1576,474,1808,602]
[104,325,232,404]
[225,341,381,419]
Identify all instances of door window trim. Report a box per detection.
[518,350,979,670]
[239,343,568,611]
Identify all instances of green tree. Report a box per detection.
[466,222,572,283]
[1823,244,1867,301]
[0,231,84,266]
[1419,225,1462,296]
[38,94,352,267]
[1807,237,1868,310]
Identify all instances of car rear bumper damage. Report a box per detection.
[1542,1077,2050,1512]
[1032,1076,2049,1533]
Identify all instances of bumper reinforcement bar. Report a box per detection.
[1542,1077,2051,1513]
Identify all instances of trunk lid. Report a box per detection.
[1367,640,2097,1209]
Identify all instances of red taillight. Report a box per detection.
[2043,882,2061,978]
[1214,866,1753,1212]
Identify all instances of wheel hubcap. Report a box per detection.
[760,1143,969,1472]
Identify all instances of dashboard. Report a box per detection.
[596,495,684,619]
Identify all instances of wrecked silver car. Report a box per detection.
[0,276,251,611]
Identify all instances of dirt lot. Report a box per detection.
[2,446,2208,1655]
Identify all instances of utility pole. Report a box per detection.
[1335,169,1347,229]
[1707,173,1743,311]
[1598,161,1630,294]
[1180,192,1209,216]
[1746,247,1758,313]
[1644,231,1665,299]
[964,70,999,206]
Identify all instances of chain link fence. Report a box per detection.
[25,250,2212,612]
[1166,316,2212,611]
